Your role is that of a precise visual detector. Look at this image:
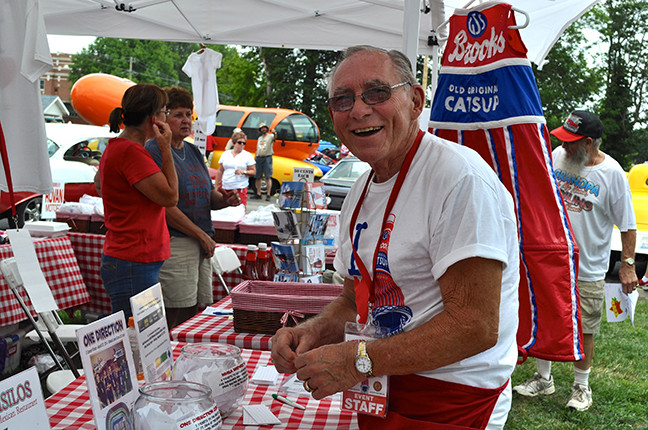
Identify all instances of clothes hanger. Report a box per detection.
[435,0,530,41]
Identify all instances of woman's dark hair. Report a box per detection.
[108,84,168,133]
[164,86,194,110]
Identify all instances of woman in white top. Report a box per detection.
[214,131,256,207]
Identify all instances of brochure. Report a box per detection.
[0,367,50,429]
[306,182,327,210]
[129,283,174,383]
[270,242,299,272]
[279,181,306,209]
[300,244,326,274]
[76,311,139,430]
[273,272,299,282]
[304,213,330,242]
[272,210,301,240]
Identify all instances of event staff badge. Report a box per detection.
[341,321,389,418]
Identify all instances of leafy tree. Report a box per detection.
[593,0,648,166]
[256,47,340,144]
[532,22,603,141]
[70,38,263,107]
[69,38,179,87]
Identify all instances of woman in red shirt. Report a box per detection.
[96,84,178,319]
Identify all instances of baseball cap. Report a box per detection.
[550,110,603,142]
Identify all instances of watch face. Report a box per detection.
[356,357,372,374]
[625,258,635,265]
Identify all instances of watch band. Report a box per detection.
[622,257,635,266]
[356,341,374,378]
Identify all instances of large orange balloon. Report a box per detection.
[71,73,135,126]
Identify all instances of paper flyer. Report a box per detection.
[6,229,58,313]
[604,283,639,327]
[129,283,174,384]
[271,242,299,272]
[76,311,139,430]
[272,210,301,240]
[0,366,50,429]
[279,181,305,209]
[300,244,326,275]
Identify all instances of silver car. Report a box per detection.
[319,157,370,210]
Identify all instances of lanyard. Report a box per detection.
[349,130,424,323]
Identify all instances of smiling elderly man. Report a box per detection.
[270,45,520,430]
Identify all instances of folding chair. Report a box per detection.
[0,253,81,393]
[211,246,243,295]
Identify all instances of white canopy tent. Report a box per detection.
[3,0,601,193]
[42,0,600,70]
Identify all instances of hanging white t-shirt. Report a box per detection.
[218,150,256,190]
[182,48,222,135]
[334,132,520,427]
[552,147,636,282]
[0,0,53,194]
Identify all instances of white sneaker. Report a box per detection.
[566,384,592,411]
[512,372,555,397]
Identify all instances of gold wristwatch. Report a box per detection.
[355,341,374,378]
[622,257,635,266]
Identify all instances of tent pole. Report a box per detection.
[402,0,421,74]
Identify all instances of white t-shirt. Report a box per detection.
[0,0,53,194]
[218,150,256,190]
[334,132,520,426]
[552,147,636,281]
[182,48,222,135]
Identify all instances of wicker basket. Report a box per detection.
[238,222,278,245]
[56,212,91,233]
[231,281,343,334]
[212,220,241,244]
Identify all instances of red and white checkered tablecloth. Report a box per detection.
[67,233,246,316]
[0,235,91,327]
[46,343,358,430]
[170,296,274,351]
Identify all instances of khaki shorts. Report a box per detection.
[158,236,213,308]
[578,279,605,335]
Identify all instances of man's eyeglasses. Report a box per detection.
[327,82,412,112]
[235,141,246,145]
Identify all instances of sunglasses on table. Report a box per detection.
[327,82,412,112]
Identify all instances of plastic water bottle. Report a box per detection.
[256,243,269,281]
[128,317,145,381]
[243,244,259,280]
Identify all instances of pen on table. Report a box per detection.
[272,393,306,410]
[208,310,233,316]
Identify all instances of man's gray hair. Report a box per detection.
[326,45,417,95]
[592,137,602,151]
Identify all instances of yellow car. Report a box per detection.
[610,163,648,270]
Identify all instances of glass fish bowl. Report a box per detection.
[173,343,249,418]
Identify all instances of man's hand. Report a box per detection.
[618,264,638,295]
[198,232,217,258]
[271,326,318,374]
[294,341,363,400]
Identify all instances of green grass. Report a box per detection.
[505,299,648,429]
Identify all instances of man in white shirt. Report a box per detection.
[513,110,637,411]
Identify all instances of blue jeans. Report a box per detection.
[100,255,164,319]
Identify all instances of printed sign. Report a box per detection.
[130,283,174,384]
[293,167,315,183]
[0,367,50,429]
[42,181,65,219]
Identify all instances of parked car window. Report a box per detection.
[277,113,318,143]
[242,112,277,139]
[47,138,60,157]
[214,109,245,138]
[326,159,370,180]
